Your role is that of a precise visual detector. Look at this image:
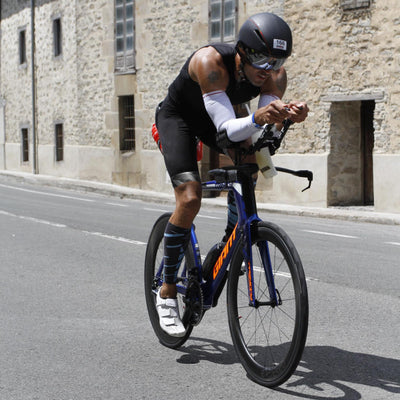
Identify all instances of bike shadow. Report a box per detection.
[176,337,400,399]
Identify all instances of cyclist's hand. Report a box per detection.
[254,100,291,125]
[286,102,309,123]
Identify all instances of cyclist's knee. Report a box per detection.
[175,181,202,216]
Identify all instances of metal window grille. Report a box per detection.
[340,0,370,10]
[119,95,135,151]
[21,128,29,162]
[53,18,62,57]
[19,28,27,65]
[55,123,64,161]
[209,0,237,43]
[115,0,135,72]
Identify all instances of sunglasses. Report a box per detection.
[246,50,286,71]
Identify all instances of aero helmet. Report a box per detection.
[237,12,292,70]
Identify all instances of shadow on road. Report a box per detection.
[176,338,400,399]
[176,336,237,366]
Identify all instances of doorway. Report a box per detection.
[327,100,375,206]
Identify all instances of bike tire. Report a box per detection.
[227,221,308,387]
[144,212,194,349]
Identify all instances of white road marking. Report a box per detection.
[253,266,319,282]
[385,241,400,246]
[197,214,223,220]
[106,202,127,207]
[82,231,146,245]
[302,229,358,239]
[0,210,67,228]
[0,183,94,202]
[0,209,146,245]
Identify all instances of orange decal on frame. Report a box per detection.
[247,260,254,303]
[213,224,237,280]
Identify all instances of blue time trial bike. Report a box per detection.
[144,120,312,387]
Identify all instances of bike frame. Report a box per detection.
[154,163,279,311]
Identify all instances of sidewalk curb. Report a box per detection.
[1,170,400,225]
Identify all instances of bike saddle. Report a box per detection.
[209,163,259,183]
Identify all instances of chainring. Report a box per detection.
[182,278,204,326]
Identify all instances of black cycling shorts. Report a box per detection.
[155,97,222,185]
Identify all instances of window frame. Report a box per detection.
[52,15,62,58]
[21,126,29,163]
[115,0,135,73]
[118,95,135,152]
[18,26,27,67]
[340,0,371,11]
[208,0,238,44]
[54,121,64,162]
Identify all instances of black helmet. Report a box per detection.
[237,12,292,70]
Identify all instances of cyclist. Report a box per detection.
[155,12,309,336]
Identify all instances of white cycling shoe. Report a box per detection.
[156,290,186,337]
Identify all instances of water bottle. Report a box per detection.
[251,131,277,180]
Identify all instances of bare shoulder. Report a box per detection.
[189,46,229,93]
[189,46,223,74]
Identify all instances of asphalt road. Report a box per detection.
[0,178,399,400]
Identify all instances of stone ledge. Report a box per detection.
[321,92,385,102]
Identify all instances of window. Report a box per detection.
[21,128,29,162]
[209,0,237,43]
[119,95,135,151]
[115,0,135,72]
[53,17,62,57]
[19,28,27,65]
[55,123,64,161]
[340,0,370,10]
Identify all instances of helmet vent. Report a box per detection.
[254,29,264,42]
[254,29,270,53]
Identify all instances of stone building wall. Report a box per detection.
[75,0,114,148]
[1,1,32,170]
[0,0,116,179]
[136,0,208,152]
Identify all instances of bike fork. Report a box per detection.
[243,221,279,307]
[257,240,280,306]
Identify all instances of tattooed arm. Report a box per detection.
[188,46,230,94]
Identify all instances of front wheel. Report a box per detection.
[144,213,194,349]
[227,221,308,387]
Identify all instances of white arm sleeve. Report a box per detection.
[258,93,280,108]
[203,90,260,142]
